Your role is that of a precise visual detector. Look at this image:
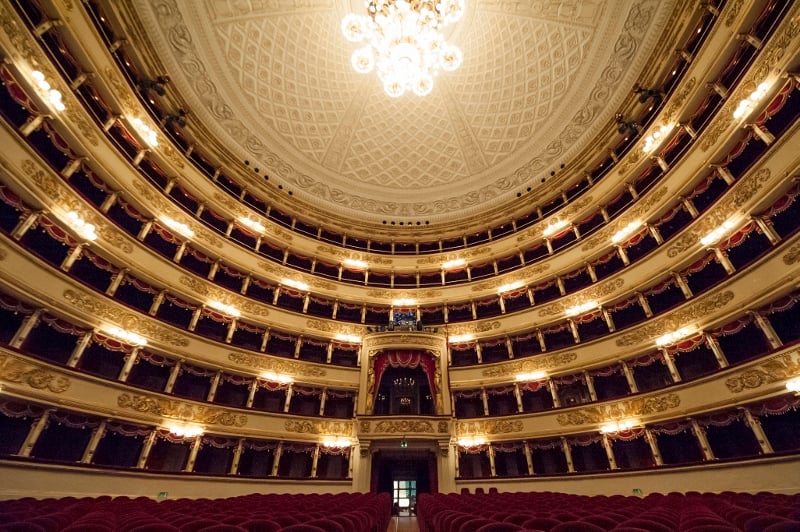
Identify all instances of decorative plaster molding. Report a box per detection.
[227,351,327,377]
[63,289,189,347]
[456,419,523,435]
[0,353,70,393]
[615,290,734,347]
[581,187,669,252]
[416,247,492,265]
[179,275,269,317]
[783,242,800,265]
[538,278,625,317]
[117,393,247,426]
[365,335,442,349]
[725,351,800,393]
[373,420,434,434]
[481,352,578,378]
[555,392,681,426]
[284,419,351,435]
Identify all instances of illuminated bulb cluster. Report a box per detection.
[442,258,466,270]
[448,333,474,344]
[565,301,598,317]
[335,333,363,344]
[611,220,642,244]
[160,216,195,238]
[166,423,204,438]
[786,377,800,393]
[207,300,241,318]
[542,219,568,237]
[261,371,293,384]
[283,278,309,291]
[31,70,65,111]
[239,216,265,234]
[700,219,736,246]
[457,435,486,447]
[66,211,97,241]
[392,298,417,307]
[642,123,674,154]
[129,116,159,147]
[321,436,351,448]
[515,371,546,382]
[655,326,695,347]
[342,0,465,97]
[497,281,524,294]
[600,419,638,434]
[343,258,368,270]
[105,326,147,347]
[733,81,771,120]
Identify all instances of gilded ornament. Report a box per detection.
[284,419,350,435]
[117,393,247,426]
[373,420,433,434]
[227,351,327,377]
[725,352,800,393]
[0,353,71,393]
[456,419,523,435]
[783,242,800,265]
[555,392,680,426]
[481,352,578,378]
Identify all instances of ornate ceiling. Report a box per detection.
[132,0,677,224]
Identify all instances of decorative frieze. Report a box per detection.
[615,290,734,347]
[556,392,680,426]
[481,352,578,378]
[538,278,624,317]
[0,353,70,393]
[284,419,351,435]
[117,393,247,426]
[227,351,327,377]
[179,275,269,317]
[725,351,800,393]
[456,419,523,436]
[63,289,190,347]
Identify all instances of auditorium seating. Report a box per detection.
[0,492,390,532]
[417,491,800,532]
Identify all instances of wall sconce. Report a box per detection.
[165,423,204,438]
[282,278,309,291]
[104,326,147,347]
[655,326,696,347]
[160,216,194,238]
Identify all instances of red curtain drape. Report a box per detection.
[373,350,437,404]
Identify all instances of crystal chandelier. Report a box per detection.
[341,0,465,97]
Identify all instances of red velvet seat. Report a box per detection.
[237,518,281,532]
[551,522,606,532]
[475,523,523,532]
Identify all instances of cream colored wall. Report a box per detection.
[0,460,354,501]
[455,455,800,496]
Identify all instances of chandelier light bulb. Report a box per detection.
[343,0,465,97]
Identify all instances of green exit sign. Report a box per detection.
[158,492,168,499]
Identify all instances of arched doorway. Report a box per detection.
[371,447,437,515]
[366,350,442,415]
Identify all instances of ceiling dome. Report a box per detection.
[132,0,676,225]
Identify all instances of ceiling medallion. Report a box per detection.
[341,0,464,97]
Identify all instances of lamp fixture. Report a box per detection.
[497,281,524,294]
[104,326,147,347]
[165,423,204,438]
[282,278,309,291]
[341,0,465,97]
[542,219,568,237]
[655,326,696,347]
[611,220,642,244]
[65,211,97,241]
[239,216,265,234]
[160,216,194,238]
[448,333,474,343]
[565,301,598,317]
[129,116,159,147]
[392,298,417,307]
[786,377,800,394]
[207,300,241,318]
[600,419,639,434]
[31,70,65,111]
[442,258,466,270]
[515,371,546,382]
[335,333,362,344]
[457,435,486,448]
[733,81,771,120]
[700,219,737,246]
[642,123,674,154]
[321,435,351,448]
[343,258,368,270]
[260,371,293,384]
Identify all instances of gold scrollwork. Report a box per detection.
[555,392,681,426]
[783,242,800,266]
[373,420,433,434]
[481,352,578,378]
[284,419,350,435]
[456,419,523,435]
[0,353,71,393]
[227,352,327,377]
[117,393,246,426]
[725,352,800,393]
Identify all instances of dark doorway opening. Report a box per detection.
[372,449,437,515]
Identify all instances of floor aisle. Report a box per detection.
[388,515,420,532]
